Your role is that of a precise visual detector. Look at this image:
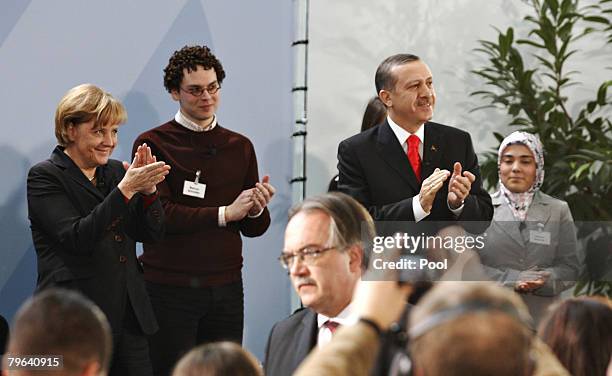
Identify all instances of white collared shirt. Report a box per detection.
[387,116,424,158]
[174,109,217,132]
[316,302,358,348]
[386,116,464,219]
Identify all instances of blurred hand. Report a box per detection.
[226,189,255,222]
[447,162,475,209]
[355,246,412,330]
[419,168,450,213]
[353,280,412,331]
[248,175,276,216]
[515,269,551,293]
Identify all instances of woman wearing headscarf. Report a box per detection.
[479,131,580,324]
[27,83,171,375]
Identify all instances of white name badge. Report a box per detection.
[183,181,206,198]
[529,230,551,245]
[183,169,206,198]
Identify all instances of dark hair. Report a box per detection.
[289,192,376,269]
[172,342,262,376]
[361,96,387,131]
[8,288,112,375]
[164,45,226,93]
[538,297,612,376]
[375,54,420,93]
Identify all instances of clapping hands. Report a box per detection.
[118,143,171,199]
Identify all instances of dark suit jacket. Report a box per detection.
[26,146,162,335]
[264,308,317,376]
[337,121,492,234]
[264,306,411,376]
[0,314,8,355]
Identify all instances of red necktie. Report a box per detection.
[323,320,340,335]
[407,134,421,182]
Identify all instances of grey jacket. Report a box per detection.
[479,191,580,322]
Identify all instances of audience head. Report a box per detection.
[281,192,376,317]
[54,84,126,148]
[409,282,533,376]
[498,131,544,194]
[171,342,261,376]
[360,96,387,132]
[5,288,112,376]
[375,54,435,128]
[538,297,612,376]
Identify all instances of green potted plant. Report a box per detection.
[471,0,612,296]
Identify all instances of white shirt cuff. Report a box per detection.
[448,201,464,216]
[218,206,227,227]
[413,195,429,222]
[248,207,264,218]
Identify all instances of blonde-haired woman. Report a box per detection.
[27,84,170,375]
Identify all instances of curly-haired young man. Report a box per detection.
[133,45,275,376]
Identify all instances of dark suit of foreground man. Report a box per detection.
[338,54,492,233]
[264,193,408,376]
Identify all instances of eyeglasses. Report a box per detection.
[180,82,221,97]
[278,246,336,269]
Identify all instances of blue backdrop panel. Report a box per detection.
[0,0,293,360]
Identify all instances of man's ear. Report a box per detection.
[378,90,392,108]
[81,361,101,376]
[170,89,180,102]
[347,245,363,273]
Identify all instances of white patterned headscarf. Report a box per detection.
[497,131,544,221]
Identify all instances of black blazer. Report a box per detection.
[264,306,411,376]
[338,121,492,234]
[26,146,163,335]
[264,308,317,376]
[0,314,8,355]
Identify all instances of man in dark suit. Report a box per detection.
[264,192,407,376]
[338,54,492,234]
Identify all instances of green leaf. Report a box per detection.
[493,132,506,142]
[534,55,556,71]
[570,163,591,181]
[576,149,608,160]
[597,81,611,105]
[469,105,497,113]
[558,20,573,41]
[517,39,546,48]
[584,16,610,24]
[546,0,560,18]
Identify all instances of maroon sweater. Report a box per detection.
[133,120,271,287]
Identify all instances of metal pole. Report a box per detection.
[291,0,309,203]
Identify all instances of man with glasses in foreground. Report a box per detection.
[265,192,402,376]
[133,45,275,376]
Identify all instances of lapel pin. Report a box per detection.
[431,145,437,152]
